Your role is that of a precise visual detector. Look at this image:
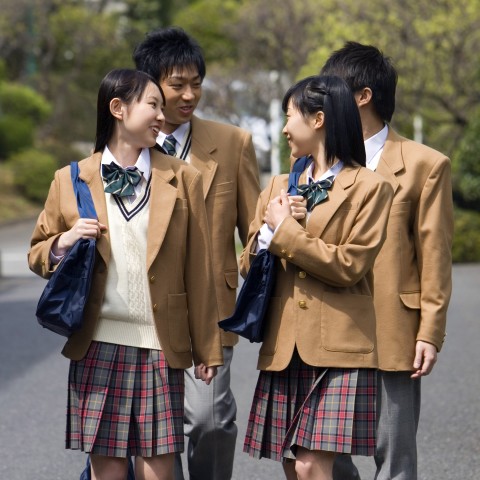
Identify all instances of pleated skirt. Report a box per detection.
[244,349,376,461]
[66,341,184,458]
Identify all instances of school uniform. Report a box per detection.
[29,149,223,456]
[240,163,394,460]
[158,115,260,479]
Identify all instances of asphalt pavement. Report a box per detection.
[1,219,479,479]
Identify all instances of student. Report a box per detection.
[320,42,454,480]
[28,68,222,480]
[133,27,261,480]
[241,75,394,480]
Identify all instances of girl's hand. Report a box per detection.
[263,189,294,230]
[53,218,107,256]
[288,194,307,220]
[194,364,218,385]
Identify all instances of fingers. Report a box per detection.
[194,365,217,385]
[411,341,437,378]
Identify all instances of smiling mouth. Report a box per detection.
[151,126,160,135]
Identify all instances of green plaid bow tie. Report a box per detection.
[101,162,142,197]
[297,176,334,211]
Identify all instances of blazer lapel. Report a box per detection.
[189,116,218,198]
[78,153,110,266]
[376,129,404,194]
[305,166,355,238]
[146,152,178,270]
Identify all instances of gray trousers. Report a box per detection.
[333,370,421,480]
[175,347,237,480]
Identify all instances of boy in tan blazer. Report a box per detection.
[133,27,261,480]
[321,42,454,480]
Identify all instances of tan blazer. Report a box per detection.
[28,150,223,369]
[189,116,261,346]
[373,129,453,371]
[240,165,394,371]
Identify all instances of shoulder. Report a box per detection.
[341,165,394,199]
[150,148,200,179]
[388,129,450,168]
[192,115,251,140]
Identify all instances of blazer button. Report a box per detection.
[149,275,155,283]
[287,253,293,259]
[41,260,46,266]
[298,271,306,279]
[298,300,307,309]
[152,304,158,312]
[281,249,287,255]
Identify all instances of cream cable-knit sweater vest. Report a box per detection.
[93,186,161,350]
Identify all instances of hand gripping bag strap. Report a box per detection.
[35,163,97,337]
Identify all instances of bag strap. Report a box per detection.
[287,155,313,195]
[70,162,97,219]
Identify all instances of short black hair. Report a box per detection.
[94,69,163,153]
[320,41,398,123]
[133,26,206,82]
[282,75,366,167]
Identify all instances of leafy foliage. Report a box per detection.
[7,148,57,203]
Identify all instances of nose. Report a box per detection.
[157,109,165,122]
[182,85,196,100]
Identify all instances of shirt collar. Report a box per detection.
[101,146,151,181]
[365,124,389,170]
[306,159,344,184]
[157,122,190,148]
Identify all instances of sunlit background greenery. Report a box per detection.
[1,0,479,261]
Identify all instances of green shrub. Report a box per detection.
[0,116,35,157]
[452,208,480,263]
[7,149,58,203]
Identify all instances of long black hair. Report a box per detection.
[94,69,164,153]
[282,75,366,167]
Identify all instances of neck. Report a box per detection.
[162,120,181,135]
[107,142,141,168]
[359,109,385,141]
[311,152,330,180]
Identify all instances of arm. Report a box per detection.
[235,131,261,246]
[269,179,394,288]
[28,170,106,277]
[412,156,453,373]
[185,171,223,369]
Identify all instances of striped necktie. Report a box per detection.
[163,135,177,156]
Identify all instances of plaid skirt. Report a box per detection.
[66,341,184,457]
[243,350,376,461]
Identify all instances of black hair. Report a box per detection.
[282,75,366,167]
[94,68,163,153]
[133,26,206,82]
[320,41,398,123]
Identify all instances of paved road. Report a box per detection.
[1,220,479,479]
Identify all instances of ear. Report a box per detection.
[109,98,124,120]
[313,111,325,129]
[354,87,373,108]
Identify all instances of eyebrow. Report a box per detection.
[167,74,202,81]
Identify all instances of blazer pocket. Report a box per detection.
[399,292,421,310]
[208,181,234,201]
[321,291,375,353]
[174,198,188,209]
[167,293,191,353]
[259,296,282,357]
[224,269,238,289]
